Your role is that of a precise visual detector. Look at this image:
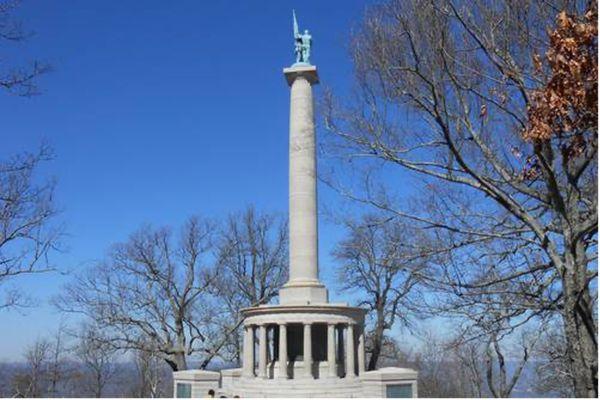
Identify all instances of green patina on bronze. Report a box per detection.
[293,10,312,65]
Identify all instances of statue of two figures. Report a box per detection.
[293,10,312,65]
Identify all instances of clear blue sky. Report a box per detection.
[0,0,376,360]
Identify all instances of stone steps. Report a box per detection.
[225,378,366,398]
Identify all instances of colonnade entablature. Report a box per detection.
[242,307,364,327]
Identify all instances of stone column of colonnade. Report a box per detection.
[346,323,357,378]
[327,324,336,377]
[258,325,268,378]
[242,325,254,377]
[303,323,313,377]
[278,324,288,379]
[358,328,366,375]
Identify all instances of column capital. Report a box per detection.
[283,64,319,86]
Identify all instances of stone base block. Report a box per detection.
[279,283,328,305]
[360,367,418,397]
[172,369,220,398]
[220,368,242,393]
[172,367,419,398]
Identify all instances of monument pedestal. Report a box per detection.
[279,280,328,305]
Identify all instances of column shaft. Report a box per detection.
[288,76,318,283]
[279,324,288,379]
[327,324,337,377]
[346,324,356,378]
[242,325,254,377]
[303,323,313,378]
[258,325,268,378]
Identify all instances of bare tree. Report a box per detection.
[482,330,535,398]
[440,278,542,397]
[74,326,117,398]
[212,206,288,363]
[56,217,232,371]
[0,364,12,397]
[414,327,533,398]
[452,340,484,397]
[323,0,597,395]
[47,323,71,397]
[411,330,479,397]
[0,0,50,96]
[132,348,168,398]
[12,338,51,397]
[0,2,57,311]
[332,214,423,370]
[535,321,575,397]
[0,145,61,310]
[369,333,413,369]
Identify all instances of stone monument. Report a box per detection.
[173,12,418,398]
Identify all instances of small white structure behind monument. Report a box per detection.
[173,18,418,399]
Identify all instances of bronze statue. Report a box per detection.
[293,10,312,65]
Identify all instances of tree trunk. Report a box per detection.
[172,321,189,372]
[367,336,382,371]
[561,256,598,398]
[368,311,386,371]
[165,352,188,372]
[174,352,188,371]
[94,371,102,398]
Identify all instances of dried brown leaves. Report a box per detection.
[523,2,597,152]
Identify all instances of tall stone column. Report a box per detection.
[278,323,288,379]
[242,325,254,377]
[346,324,356,378]
[303,323,313,378]
[327,323,337,377]
[280,64,328,305]
[258,324,268,379]
[357,327,366,375]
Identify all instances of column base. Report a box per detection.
[279,281,328,305]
